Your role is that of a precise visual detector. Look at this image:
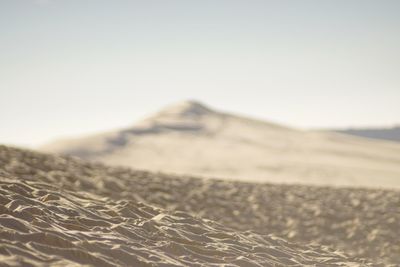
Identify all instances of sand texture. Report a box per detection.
[3,178,371,267]
[0,145,372,267]
[42,101,400,188]
[1,145,398,265]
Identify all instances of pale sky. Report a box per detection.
[1,0,399,147]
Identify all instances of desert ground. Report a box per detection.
[1,145,399,266]
[42,101,400,188]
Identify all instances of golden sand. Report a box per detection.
[2,145,398,265]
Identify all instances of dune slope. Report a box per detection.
[42,101,400,188]
[0,145,371,266]
[1,145,399,265]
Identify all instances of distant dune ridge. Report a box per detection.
[42,100,400,188]
[1,145,400,265]
[0,145,378,266]
[334,126,400,143]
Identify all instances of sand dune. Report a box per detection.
[41,101,400,188]
[1,145,398,265]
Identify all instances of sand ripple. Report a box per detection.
[0,145,393,266]
[0,177,370,266]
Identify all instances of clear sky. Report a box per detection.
[1,0,399,147]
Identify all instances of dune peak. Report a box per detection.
[158,100,214,118]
